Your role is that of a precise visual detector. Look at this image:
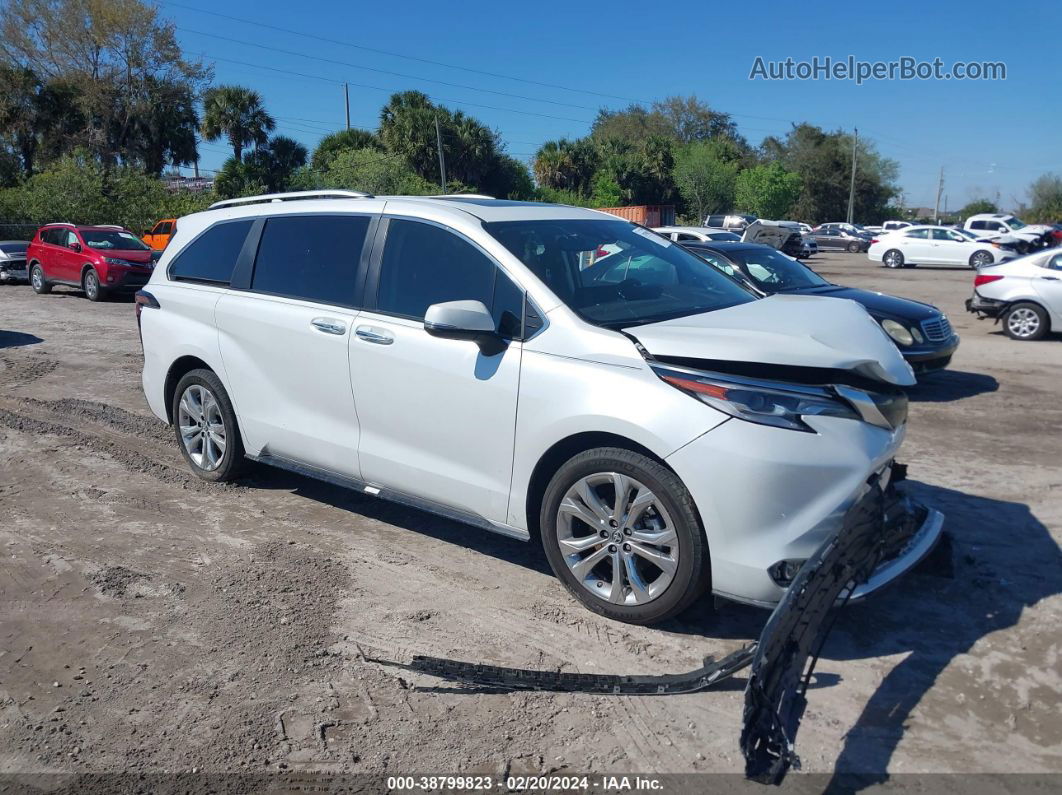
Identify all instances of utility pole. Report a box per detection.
[846,127,858,224]
[934,167,945,224]
[344,83,350,130]
[434,115,447,192]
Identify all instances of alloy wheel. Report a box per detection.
[177,384,227,471]
[1007,307,1040,338]
[84,271,99,300]
[31,268,42,290]
[884,251,902,268]
[555,472,678,606]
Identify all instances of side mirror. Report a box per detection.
[424,300,504,353]
[70,242,81,252]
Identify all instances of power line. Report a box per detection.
[164,0,644,104]
[179,27,602,112]
[196,52,595,125]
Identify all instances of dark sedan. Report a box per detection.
[683,241,959,375]
[810,224,872,253]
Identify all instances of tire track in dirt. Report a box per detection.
[0,407,202,490]
[20,397,172,443]
[0,352,57,391]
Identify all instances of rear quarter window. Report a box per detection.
[168,220,253,284]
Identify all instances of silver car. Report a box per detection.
[966,248,1062,340]
[0,241,29,283]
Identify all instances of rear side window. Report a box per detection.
[905,229,929,239]
[376,219,495,320]
[251,214,370,305]
[169,220,252,284]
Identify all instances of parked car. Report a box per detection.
[143,218,177,250]
[963,213,1054,254]
[881,220,913,233]
[652,225,740,243]
[868,225,1012,269]
[704,213,757,232]
[27,224,159,301]
[965,248,1062,340]
[139,190,940,625]
[683,241,959,375]
[740,219,805,258]
[0,241,29,283]
[810,224,872,252]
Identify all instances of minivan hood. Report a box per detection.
[625,294,916,386]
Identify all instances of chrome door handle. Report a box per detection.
[311,318,347,335]
[355,326,394,345]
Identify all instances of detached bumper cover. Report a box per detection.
[966,292,1006,319]
[369,473,941,786]
[741,476,941,783]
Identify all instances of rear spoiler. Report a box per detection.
[368,468,927,785]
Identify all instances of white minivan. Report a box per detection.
[138,191,942,625]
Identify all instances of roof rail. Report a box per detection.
[430,193,495,200]
[208,190,373,210]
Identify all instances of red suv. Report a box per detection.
[28,224,159,301]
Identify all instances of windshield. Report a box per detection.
[484,219,756,327]
[954,228,979,240]
[0,242,28,254]
[1004,216,1026,230]
[730,247,830,291]
[81,230,150,251]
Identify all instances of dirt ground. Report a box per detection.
[1,252,1060,788]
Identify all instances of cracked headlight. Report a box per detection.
[651,365,860,432]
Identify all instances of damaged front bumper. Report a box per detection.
[370,470,943,785]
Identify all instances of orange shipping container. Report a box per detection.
[595,205,676,227]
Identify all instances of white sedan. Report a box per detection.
[868,225,1013,269]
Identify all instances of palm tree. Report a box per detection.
[200,85,275,162]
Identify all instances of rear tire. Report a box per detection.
[83,268,106,302]
[539,447,710,625]
[883,249,904,269]
[1002,302,1049,341]
[171,369,246,482]
[847,241,861,253]
[30,264,51,294]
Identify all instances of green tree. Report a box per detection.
[532,138,599,197]
[591,95,742,145]
[296,147,436,196]
[0,150,214,230]
[672,141,739,223]
[1027,173,1062,222]
[201,85,275,162]
[958,198,999,218]
[764,124,898,223]
[0,0,209,172]
[734,163,802,219]
[310,128,382,171]
[213,135,308,198]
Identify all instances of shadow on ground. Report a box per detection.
[0,329,43,348]
[907,369,999,402]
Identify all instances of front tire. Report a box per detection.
[883,249,904,269]
[540,447,709,625]
[172,369,246,481]
[970,250,994,268]
[30,264,51,293]
[83,268,106,302]
[1002,302,1049,341]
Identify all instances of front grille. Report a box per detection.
[921,314,952,342]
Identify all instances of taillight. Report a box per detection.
[974,274,1004,287]
[870,238,879,244]
[134,290,159,327]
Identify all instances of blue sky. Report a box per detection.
[165,0,1060,211]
